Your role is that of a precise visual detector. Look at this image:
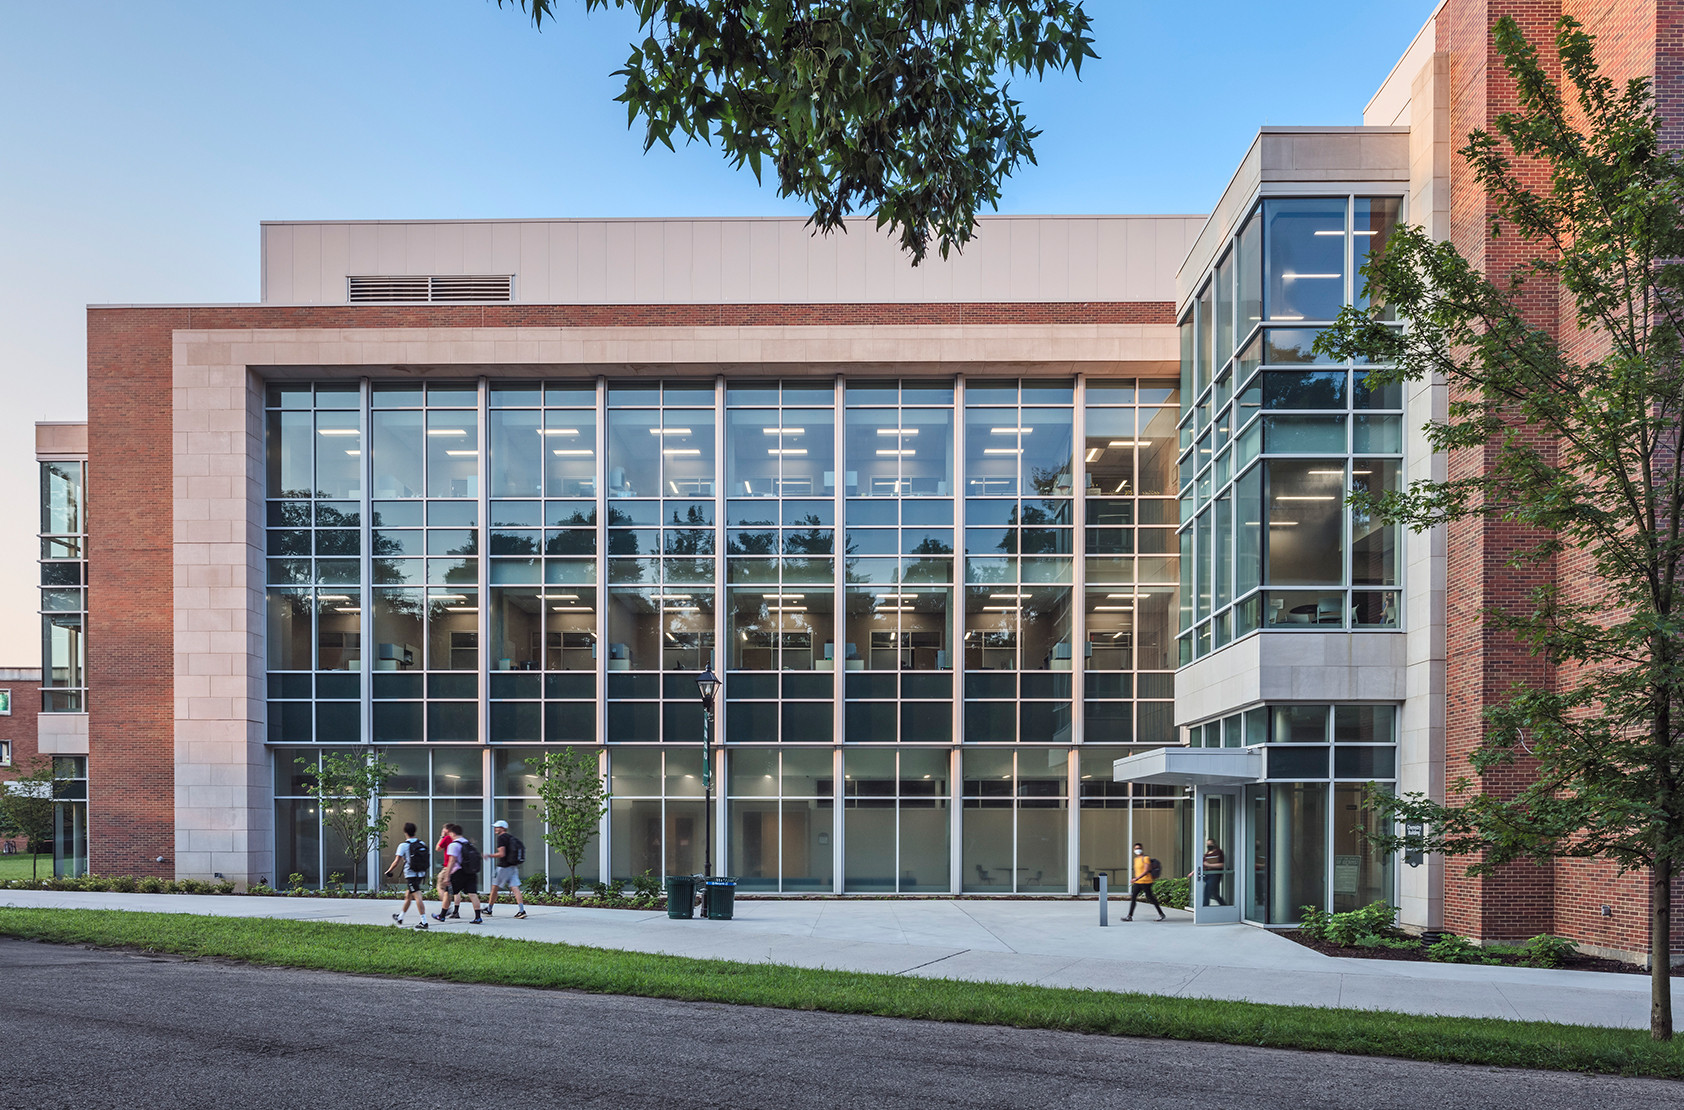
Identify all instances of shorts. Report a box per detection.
[405,874,426,893]
[493,866,521,889]
[450,872,479,896]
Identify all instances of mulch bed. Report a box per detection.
[1281,930,1672,976]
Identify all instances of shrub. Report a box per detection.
[1354,933,1420,950]
[108,875,138,894]
[1518,934,1578,968]
[177,878,211,895]
[1298,905,1331,941]
[287,873,306,895]
[590,878,621,902]
[1325,902,1399,947]
[137,877,166,894]
[1426,933,1501,965]
[632,870,663,902]
[1152,876,1190,910]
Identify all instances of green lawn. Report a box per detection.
[0,855,51,882]
[1,907,1680,1077]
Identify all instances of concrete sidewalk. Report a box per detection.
[0,889,1655,1029]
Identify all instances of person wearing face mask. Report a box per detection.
[1125,841,1165,921]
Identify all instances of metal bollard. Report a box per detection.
[1096,874,1109,926]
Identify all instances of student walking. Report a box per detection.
[432,823,484,924]
[1125,841,1166,921]
[483,819,527,919]
[384,821,431,929]
[434,823,458,918]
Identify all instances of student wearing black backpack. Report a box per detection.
[1125,841,1166,921]
[383,821,431,929]
[483,819,527,919]
[431,822,484,924]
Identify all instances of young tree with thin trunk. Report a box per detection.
[528,747,609,896]
[0,758,58,879]
[295,751,396,895]
[1318,15,1684,1041]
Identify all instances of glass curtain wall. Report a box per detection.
[1178,196,1405,662]
[40,460,87,712]
[266,375,1182,892]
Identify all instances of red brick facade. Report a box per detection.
[1437,0,1684,958]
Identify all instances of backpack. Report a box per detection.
[405,838,430,874]
[458,838,482,874]
[1149,857,1163,880]
[507,836,526,866]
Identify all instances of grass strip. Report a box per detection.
[1,906,1679,1078]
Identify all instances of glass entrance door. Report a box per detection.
[1192,786,1241,924]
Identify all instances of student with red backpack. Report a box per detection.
[1125,841,1166,921]
[431,822,484,924]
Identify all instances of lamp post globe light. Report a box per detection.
[696,665,720,881]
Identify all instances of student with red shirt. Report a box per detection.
[433,823,459,919]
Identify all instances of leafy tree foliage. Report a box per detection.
[527,747,609,895]
[294,751,396,894]
[1317,16,1684,1040]
[497,0,1096,263]
[0,758,58,879]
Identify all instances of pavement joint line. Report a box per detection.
[950,899,1017,953]
[897,949,971,975]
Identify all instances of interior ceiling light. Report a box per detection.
[1306,469,1345,476]
[1281,273,1340,280]
[1276,495,1337,501]
[550,605,591,611]
[876,427,918,436]
[539,428,579,436]
[444,449,478,456]
[767,605,808,612]
[317,428,360,436]
[1084,447,1104,462]
[990,427,1031,435]
[1093,605,1134,611]
[427,428,468,436]
[541,593,579,601]
[318,595,352,602]
[767,448,808,456]
[552,448,594,456]
[1108,440,1149,448]
[982,447,1021,455]
[663,448,702,456]
[762,427,805,435]
[430,594,468,601]
[650,427,693,436]
[445,606,478,613]
[876,448,915,457]
[762,593,805,599]
[344,449,361,456]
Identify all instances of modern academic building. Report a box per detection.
[32,0,1684,961]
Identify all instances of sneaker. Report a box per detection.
[513,910,526,919]
[431,912,447,922]
[391,913,403,925]
[471,916,484,924]
[483,905,493,916]
[449,910,461,919]
[414,921,428,930]
[1157,913,1167,921]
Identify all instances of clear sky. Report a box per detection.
[0,0,1440,654]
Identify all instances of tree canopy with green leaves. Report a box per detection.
[527,747,609,895]
[495,0,1096,263]
[294,752,396,894]
[1317,15,1684,1041]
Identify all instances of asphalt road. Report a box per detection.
[0,937,1677,1110]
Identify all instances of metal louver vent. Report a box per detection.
[347,275,513,303]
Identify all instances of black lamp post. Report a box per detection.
[696,665,720,880]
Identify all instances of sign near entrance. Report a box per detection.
[1404,821,1424,868]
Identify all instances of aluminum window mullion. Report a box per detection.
[949,376,966,895]
[832,376,846,895]
[712,374,727,879]
[477,378,491,850]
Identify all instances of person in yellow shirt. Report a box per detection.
[1124,841,1165,921]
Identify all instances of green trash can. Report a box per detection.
[703,877,737,920]
[665,874,697,919]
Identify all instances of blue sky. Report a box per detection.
[0,0,1440,648]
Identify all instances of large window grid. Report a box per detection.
[40,459,87,712]
[1176,196,1406,664]
[728,747,835,891]
[264,374,1188,892]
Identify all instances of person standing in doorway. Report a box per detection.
[1201,838,1227,907]
[384,821,430,929]
[483,819,527,919]
[1125,841,1165,921]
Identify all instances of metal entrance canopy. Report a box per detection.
[1113,747,1262,787]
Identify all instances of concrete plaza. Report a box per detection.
[0,889,1655,1029]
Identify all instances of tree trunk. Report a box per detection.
[1653,855,1674,1041]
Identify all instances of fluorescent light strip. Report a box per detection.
[876,448,914,457]
[990,427,1031,435]
[767,605,807,612]
[1084,448,1103,462]
[991,593,1027,600]
[762,593,805,599]
[663,448,701,456]
[1093,605,1134,611]
[1108,440,1149,448]
[345,449,361,456]
[761,427,805,435]
[1306,469,1345,476]
[1276,495,1337,501]
[318,595,352,602]
[538,428,579,436]
[876,428,918,436]
[649,427,693,436]
[552,449,594,456]
[541,594,579,601]
[445,606,478,613]
[430,594,468,601]
[1281,273,1341,280]
[982,447,1021,455]
[550,605,592,611]
[445,449,478,456]
[317,428,360,437]
[767,448,808,456]
[427,428,468,437]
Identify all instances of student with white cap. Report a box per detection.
[484,818,527,919]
